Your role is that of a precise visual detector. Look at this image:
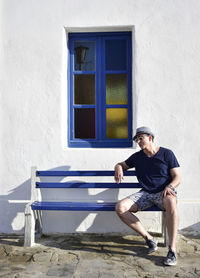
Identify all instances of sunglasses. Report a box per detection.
[134,134,149,143]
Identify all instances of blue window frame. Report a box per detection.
[68,32,132,148]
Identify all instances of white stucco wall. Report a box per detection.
[1,0,200,235]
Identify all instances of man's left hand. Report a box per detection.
[163,186,176,198]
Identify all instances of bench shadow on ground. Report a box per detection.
[0,235,25,246]
[37,234,166,266]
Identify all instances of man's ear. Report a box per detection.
[149,134,153,142]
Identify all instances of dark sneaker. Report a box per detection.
[146,238,158,254]
[164,250,177,266]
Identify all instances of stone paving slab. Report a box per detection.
[0,234,200,277]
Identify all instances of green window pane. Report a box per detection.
[74,41,95,71]
[106,74,127,105]
[74,74,95,105]
[106,108,128,139]
[75,108,95,139]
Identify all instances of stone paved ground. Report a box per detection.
[0,234,200,278]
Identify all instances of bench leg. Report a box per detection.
[24,203,36,247]
[162,211,169,247]
[34,210,43,236]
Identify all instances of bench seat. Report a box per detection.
[31,201,162,211]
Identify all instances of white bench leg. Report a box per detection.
[24,203,35,247]
[162,211,169,247]
[34,210,43,236]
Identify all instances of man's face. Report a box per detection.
[135,133,151,149]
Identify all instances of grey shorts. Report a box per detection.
[128,189,177,211]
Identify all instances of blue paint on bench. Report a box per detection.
[36,170,136,177]
[36,182,140,188]
[31,201,162,212]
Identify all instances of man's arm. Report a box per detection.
[163,167,181,197]
[114,161,130,184]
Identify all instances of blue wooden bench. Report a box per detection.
[24,167,167,246]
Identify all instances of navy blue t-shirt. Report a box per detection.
[125,147,180,193]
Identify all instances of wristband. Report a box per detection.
[167,184,175,192]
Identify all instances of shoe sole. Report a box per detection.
[148,246,158,254]
[164,261,177,266]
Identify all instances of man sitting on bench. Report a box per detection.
[114,126,181,266]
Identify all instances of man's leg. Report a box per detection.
[163,194,179,266]
[115,197,153,240]
[163,195,179,251]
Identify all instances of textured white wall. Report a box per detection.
[1,0,200,235]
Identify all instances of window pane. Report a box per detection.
[74,75,95,105]
[75,108,95,139]
[106,40,126,70]
[106,108,128,139]
[74,41,95,71]
[106,74,127,104]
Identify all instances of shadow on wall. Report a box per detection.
[0,179,31,234]
[0,165,120,234]
[0,165,70,234]
[180,222,200,237]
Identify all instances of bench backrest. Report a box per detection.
[35,170,140,188]
[31,167,140,203]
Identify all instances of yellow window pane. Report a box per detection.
[106,74,127,105]
[106,108,128,139]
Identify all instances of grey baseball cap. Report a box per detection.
[133,126,155,140]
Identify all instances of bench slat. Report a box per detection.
[37,170,136,177]
[36,182,140,188]
[31,201,162,212]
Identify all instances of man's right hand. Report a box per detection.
[114,164,124,184]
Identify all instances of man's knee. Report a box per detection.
[115,199,138,215]
[163,195,177,211]
[115,201,125,215]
